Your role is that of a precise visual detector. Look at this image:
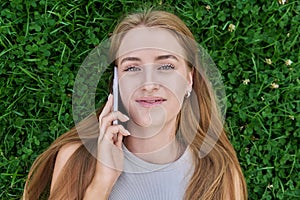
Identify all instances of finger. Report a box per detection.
[106,111,130,124]
[102,125,130,143]
[99,111,129,138]
[99,94,113,122]
[98,94,114,139]
[116,133,123,150]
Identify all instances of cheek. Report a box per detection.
[165,89,183,116]
[119,74,140,111]
[157,72,188,106]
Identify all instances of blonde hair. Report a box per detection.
[23,10,247,200]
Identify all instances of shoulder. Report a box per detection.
[54,142,82,171]
[57,142,82,160]
[51,142,82,191]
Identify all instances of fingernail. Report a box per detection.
[108,93,112,99]
[121,127,130,136]
[125,130,131,135]
[123,114,130,121]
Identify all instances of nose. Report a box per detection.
[141,82,160,92]
[141,65,159,92]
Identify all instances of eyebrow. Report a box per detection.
[120,57,141,65]
[155,54,179,61]
[120,54,179,65]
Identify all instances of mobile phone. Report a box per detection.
[113,66,118,125]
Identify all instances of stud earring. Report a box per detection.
[185,90,191,98]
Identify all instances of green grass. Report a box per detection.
[1,0,299,199]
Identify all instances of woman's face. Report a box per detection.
[116,27,193,133]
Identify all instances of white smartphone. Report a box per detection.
[113,66,118,125]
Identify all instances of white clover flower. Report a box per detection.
[278,0,288,5]
[205,5,211,11]
[289,115,295,120]
[285,59,293,66]
[265,58,272,65]
[267,184,274,189]
[228,24,236,32]
[243,79,250,85]
[271,83,279,89]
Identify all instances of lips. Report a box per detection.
[136,97,166,108]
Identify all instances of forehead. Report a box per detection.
[117,27,185,59]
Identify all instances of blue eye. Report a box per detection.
[123,66,141,72]
[158,64,175,70]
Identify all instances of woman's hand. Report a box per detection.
[84,94,130,200]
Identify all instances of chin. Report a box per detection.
[129,106,167,127]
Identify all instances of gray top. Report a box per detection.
[109,145,194,200]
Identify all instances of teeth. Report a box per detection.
[141,99,163,103]
[146,100,156,103]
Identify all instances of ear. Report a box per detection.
[187,67,194,89]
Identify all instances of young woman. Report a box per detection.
[23,10,247,200]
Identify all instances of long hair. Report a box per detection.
[23,10,247,200]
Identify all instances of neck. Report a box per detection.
[124,118,184,164]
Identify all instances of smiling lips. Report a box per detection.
[136,97,166,108]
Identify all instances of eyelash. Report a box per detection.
[123,66,140,72]
[158,63,175,70]
[123,63,175,72]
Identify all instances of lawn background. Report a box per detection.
[0,0,299,199]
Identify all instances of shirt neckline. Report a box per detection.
[122,143,192,173]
